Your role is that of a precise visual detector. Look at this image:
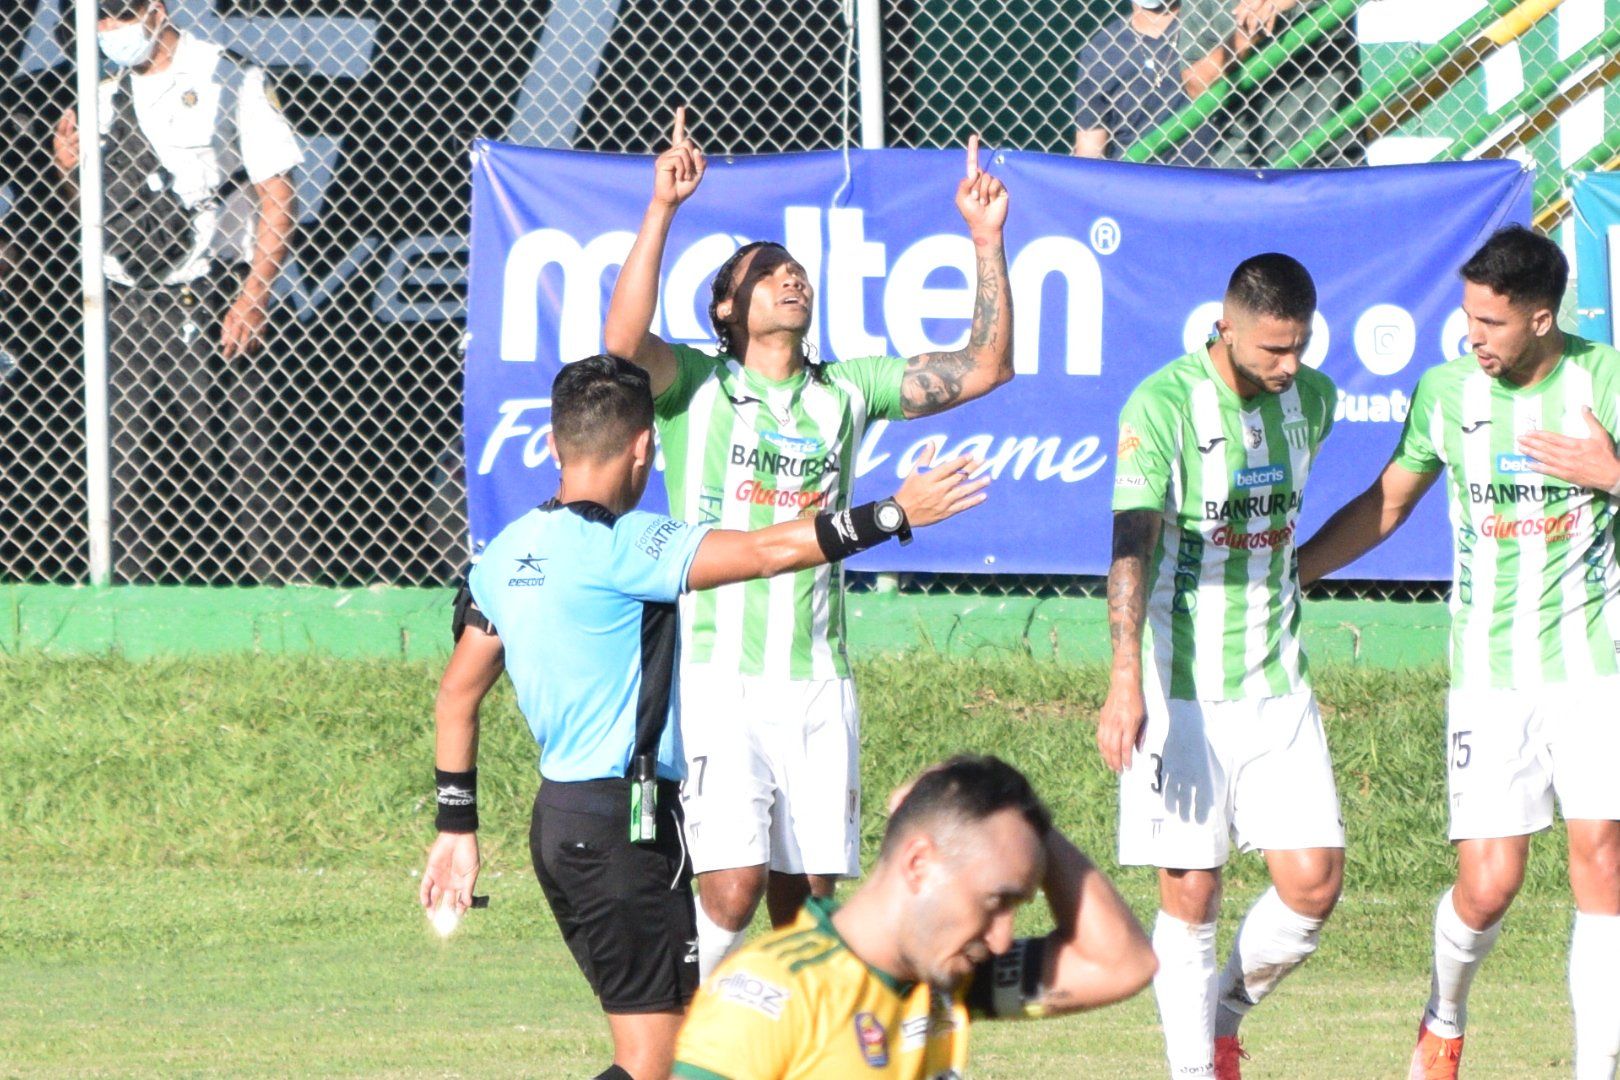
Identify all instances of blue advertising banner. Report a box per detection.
[1573,171,1620,348]
[467,144,1531,578]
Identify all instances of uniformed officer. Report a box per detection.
[419,355,988,1080]
[52,0,303,582]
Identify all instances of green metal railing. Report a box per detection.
[1122,0,1361,164]
[1433,24,1620,163]
[1273,0,1529,168]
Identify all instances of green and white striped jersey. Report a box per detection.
[1391,335,1620,691]
[1112,345,1336,702]
[654,345,907,680]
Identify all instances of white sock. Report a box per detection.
[695,898,745,982]
[1571,911,1620,1080]
[1213,887,1325,1039]
[1424,887,1502,1040]
[1153,911,1219,1078]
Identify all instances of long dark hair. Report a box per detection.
[708,240,824,381]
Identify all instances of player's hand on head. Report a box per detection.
[420,830,481,915]
[955,134,1008,238]
[1096,680,1148,774]
[893,444,989,528]
[653,105,706,208]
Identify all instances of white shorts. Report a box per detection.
[1118,688,1345,869]
[677,667,861,877]
[1446,675,1620,840]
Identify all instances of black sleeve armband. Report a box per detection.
[964,936,1049,1019]
[813,499,908,562]
[451,582,493,642]
[434,767,478,832]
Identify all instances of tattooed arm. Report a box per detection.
[900,139,1014,418]
[1097,509,1161,774]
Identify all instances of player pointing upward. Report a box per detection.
[604,108,1015,977]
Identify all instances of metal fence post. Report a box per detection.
[854,0,885,149]
[74,0,111,586]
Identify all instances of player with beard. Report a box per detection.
[1299,225,1620,1080]
[604,109,1015,978]
[1100,253,1343,1080]
[671,755,1156,1079]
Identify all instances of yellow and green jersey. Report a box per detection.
[1112,345,1337,702]
[654,345,907,681]
[1391,335,1620,691]
[675,894,1052,1079]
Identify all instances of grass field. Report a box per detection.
[0,654,1583,1077]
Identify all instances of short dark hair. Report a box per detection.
[1460,224,1568,312]
[880,755,1052,859]
[1226,252,1317,323]
[550,354,653,461]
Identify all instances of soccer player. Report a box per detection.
[603,109,1015,976]
[671,755,1157,1079]
[1298,225,1620,1080]
[419,355,987,1080]
[1099,253,1343,1080]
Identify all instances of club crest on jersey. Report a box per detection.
[1245,425,1264,450]
[1232,464,1289,490]
[853,1012,889,1067]
[1495,453,1539,476]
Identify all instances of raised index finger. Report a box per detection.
[966,133,980,180]
[672,105,687,146]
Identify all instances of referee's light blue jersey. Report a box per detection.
[468,501,710,784]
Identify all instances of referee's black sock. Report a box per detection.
[593,1066,633,1080]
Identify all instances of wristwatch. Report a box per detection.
[874,498,913,546]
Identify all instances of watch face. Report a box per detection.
[876,502,903,531]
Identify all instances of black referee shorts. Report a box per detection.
[530,777,697,1014]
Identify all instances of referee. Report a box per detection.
[419,355,986,1080]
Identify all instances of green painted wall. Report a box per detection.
[0,584,1449,668]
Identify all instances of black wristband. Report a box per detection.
[434,767,478,832]
[814,501,892,562]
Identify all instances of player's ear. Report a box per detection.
[897,832,937,894]
[546,430,563,466]
[1531,306,1554,338]
[631,426,654,467]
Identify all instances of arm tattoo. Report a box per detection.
[1108,511,1159,659]
[901,247,1009,416]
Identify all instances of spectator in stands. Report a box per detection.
[1178,0,1360,168]
[1073,0,1214,167]
[52,0,305,583]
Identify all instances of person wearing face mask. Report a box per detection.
[671,754,1156,1079]
[51,0,304,583]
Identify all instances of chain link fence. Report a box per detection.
[2,0,1615,600]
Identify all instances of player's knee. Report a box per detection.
[1454,867,1522,928]
[1570,834,1620,892]
[1280,855,1343,920]
[1159,868,1221,922]
[700,866,768,930]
